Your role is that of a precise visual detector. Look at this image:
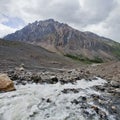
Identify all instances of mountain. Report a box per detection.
[0,39,77,71]
[4,19,120,61]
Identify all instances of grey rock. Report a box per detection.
[110,81,120,88]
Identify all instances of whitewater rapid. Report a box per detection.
[0,77,115,120]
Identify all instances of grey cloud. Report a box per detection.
[0,0,116,25]
[0,0,120,42]
[78,0,116,26]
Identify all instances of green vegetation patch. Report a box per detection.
[111,43,120,60]
[65,54,103,64]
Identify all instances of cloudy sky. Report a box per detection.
[0,0,120,42]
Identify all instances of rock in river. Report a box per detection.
[0,74,15,92]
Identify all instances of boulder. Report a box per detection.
[0,74,15,92]
[110,81,120,88]
[31,73,42,83]
[49,76,58,84]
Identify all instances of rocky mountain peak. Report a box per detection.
[4,19,120,61]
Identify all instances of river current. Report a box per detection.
[0,77,115,120]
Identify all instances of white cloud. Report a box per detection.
[80,0,120,43]
[0,23,17,38]
[0,0,120,42]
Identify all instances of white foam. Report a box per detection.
[0,77,114,120]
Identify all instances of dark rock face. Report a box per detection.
[4,19,120,61]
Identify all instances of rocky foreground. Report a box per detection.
[0,61,119,85]
[0,61,120,120]
[88,61,120,82]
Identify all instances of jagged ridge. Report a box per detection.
[4,19,120,61]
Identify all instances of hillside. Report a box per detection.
[4,19,120,61]
[0,39,78,71]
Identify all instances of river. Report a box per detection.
[0,77,116,120]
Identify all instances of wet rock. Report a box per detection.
[82,108,97,119]
[111,106,117,113]
[80,104,88,109]
[19,67,24,71]
[110,81,120,88]
[62,88,79,94]
[31,74,42,83]
[49,76,58,84]
[7,70,19,80]
[91,94,100,100]
[60,79,69,84]
[94,85,106,92]
[0,74,15,92]
[99,111,107,119]
[74,76,80,80]
[41,98,45,101]
[91,106,99,114]
[82,96,87,101]
[83,110,90,116]
[71,99,79,105]
[46,98,52,103]
[98,99,105,105]
[107,87,117,94]
[21,81,27,85]
[92,77,98,80]
[67,70,72,73]
[71,97,88,106]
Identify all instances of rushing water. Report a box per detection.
[0,77,115,120]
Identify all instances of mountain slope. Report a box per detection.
[0,39,78,70]
[4,19,120,61]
